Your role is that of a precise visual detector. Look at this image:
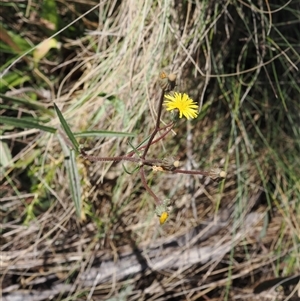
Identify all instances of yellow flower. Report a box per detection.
[164,92,198,120]
[155,199,172,225]
[159,211,169,225]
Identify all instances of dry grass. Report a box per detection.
[1,0,300,300]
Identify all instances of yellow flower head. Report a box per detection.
[164,92,198,120]
[155,199,172,225]
[159,211,169,225]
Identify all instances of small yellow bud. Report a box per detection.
[155,199,172,225]
[160,156,180,171]
[159,211,169,225]
[173,160,180,168]
[209,167,227,182]
[158,71,176,91]
[219,171,227,178]
[168,73,177,82]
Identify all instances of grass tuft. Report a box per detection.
[1,1,299,300]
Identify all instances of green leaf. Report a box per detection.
[0,72,31,92]
[128,134,151,152]
[33,38,61,65]
[122,163,140,175]
[0,23,31,52]
[14,149,41,168]
[128,140,142,156]
[0,54,19,73]
[54,103,79,151]
[74,130,135,138]
[0,140,12,168]
[65,149,81,218]
[0,93,54,115]
[1,116,56,133]
[41,0,59,31]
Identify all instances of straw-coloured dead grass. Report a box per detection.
[1,1,300,300]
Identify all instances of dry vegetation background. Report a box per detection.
[1,0,300,300]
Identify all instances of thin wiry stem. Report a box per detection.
[172,169,210,176]
[127,122,174,158]
[81,149,167,168]
[139,166,160,204]
[141,90,165,159]
[81,150,140,163]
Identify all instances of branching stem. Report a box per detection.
[139,166,160,204]
[141,90,165,159]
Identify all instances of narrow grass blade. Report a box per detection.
[128,140,142,156]
[54,103,79,151]
[1,116,56,133]
[132,135,150,149]
[0,93,53,115]
[122,163,140,175]
[66,149,81,218]
[74,130,135,138]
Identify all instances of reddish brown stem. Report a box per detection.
[127,122,174,157]
[139,166,160,204]
[172,169,210,176]
[81,153,140,163]
[141,90,165,159]
[81,149,165,167]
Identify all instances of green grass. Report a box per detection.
[1,1,299,300]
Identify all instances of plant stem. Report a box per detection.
[81,152,140,163]
[139,166,160,203]
[82,149,166,167]
[127,122,174,157]
[173,169,210,176]
[141,90,165,159]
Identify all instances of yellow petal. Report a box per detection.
[159,211,169,225]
